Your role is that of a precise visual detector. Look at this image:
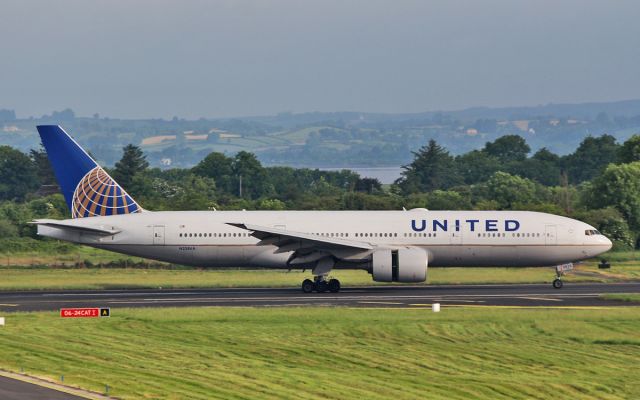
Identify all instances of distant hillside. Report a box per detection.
[1,99,639,168]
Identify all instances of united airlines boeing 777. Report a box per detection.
[33,126,612,293]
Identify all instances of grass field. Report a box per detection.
[601,293,640,302]
[0,245,154,268]
[0,246,638,290]
[2,247,637,268]
[0,307,638,399]
[0,261,638,291]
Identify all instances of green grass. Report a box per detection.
[600,293,640,303]
[0,246,638,290]
[0,245,162,268]
[0,307,638,399]
[0,261,637,291]
[598,251,640,262]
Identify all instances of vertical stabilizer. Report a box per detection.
[37,125,143,218]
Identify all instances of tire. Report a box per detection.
[316,280,329,293]
[301,279,314,293]
[328,279,341,293]
[552,279,563,289]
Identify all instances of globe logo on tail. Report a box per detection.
[71,167,142,218]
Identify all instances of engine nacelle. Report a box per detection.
[371,247,428,282]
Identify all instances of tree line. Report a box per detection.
[1,133,640,251]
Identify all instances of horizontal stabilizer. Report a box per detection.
[31,219,121,236]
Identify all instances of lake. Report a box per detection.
[318,167,403,184]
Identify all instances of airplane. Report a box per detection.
[32,125,613,293]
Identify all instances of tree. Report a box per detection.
[563,135,619,183]
[231,151,272,199]
[50,108,75,121]
[156,174,217,211]
[354,177,382,194]
[483,171,537,209]
[30,146,57,185]
[587,162,640,231]
[0,146,39,201]
[341,192,397,210]
[404,190,471,210]
[455,150,500,185]
[257,199,286,210]
[618,134,640,164]
[483,135,530,163]
[396,139,460,194]
[112,144,149,191]
[512,148,561,186]
[192,152,234,193]
[0,109,16,121]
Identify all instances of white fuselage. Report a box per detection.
[38,210,612,269]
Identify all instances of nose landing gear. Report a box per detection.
[301,276,341,293]
[552,263,573,289]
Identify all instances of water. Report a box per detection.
[319,167,403,184]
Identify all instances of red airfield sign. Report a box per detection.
[60,308,110,318]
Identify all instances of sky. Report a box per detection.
[1,0,639,119]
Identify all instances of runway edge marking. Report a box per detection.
[0,369,111,399]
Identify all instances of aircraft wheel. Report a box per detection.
[316,280,329,293]
[328,279,341,293]
[302,279,314,293]
[552,278,563,289]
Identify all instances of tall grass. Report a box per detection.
[0,307,638,399]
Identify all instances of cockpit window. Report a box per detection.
[585,229,601,236]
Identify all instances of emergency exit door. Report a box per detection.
[545,225,557,245]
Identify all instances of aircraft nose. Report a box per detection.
[604,236,613,251]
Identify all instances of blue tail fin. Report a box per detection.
[37,125,143,218]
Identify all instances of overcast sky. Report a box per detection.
[1,0,639,119]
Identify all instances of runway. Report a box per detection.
[0,373,101,400]
[0,282,638,312]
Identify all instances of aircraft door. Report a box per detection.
[545,225,557,245]
[153,225,165,245]
[450,230,462,245]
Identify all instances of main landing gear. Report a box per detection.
[301,276,341,293]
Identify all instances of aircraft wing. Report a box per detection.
[31,219,121,236]
[227,223,372,255]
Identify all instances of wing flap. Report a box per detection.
[227,223,372,251]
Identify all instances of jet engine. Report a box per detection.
[371,247,428,282]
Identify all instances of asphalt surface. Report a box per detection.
[0,282,639,312]
[0,375,87,400]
